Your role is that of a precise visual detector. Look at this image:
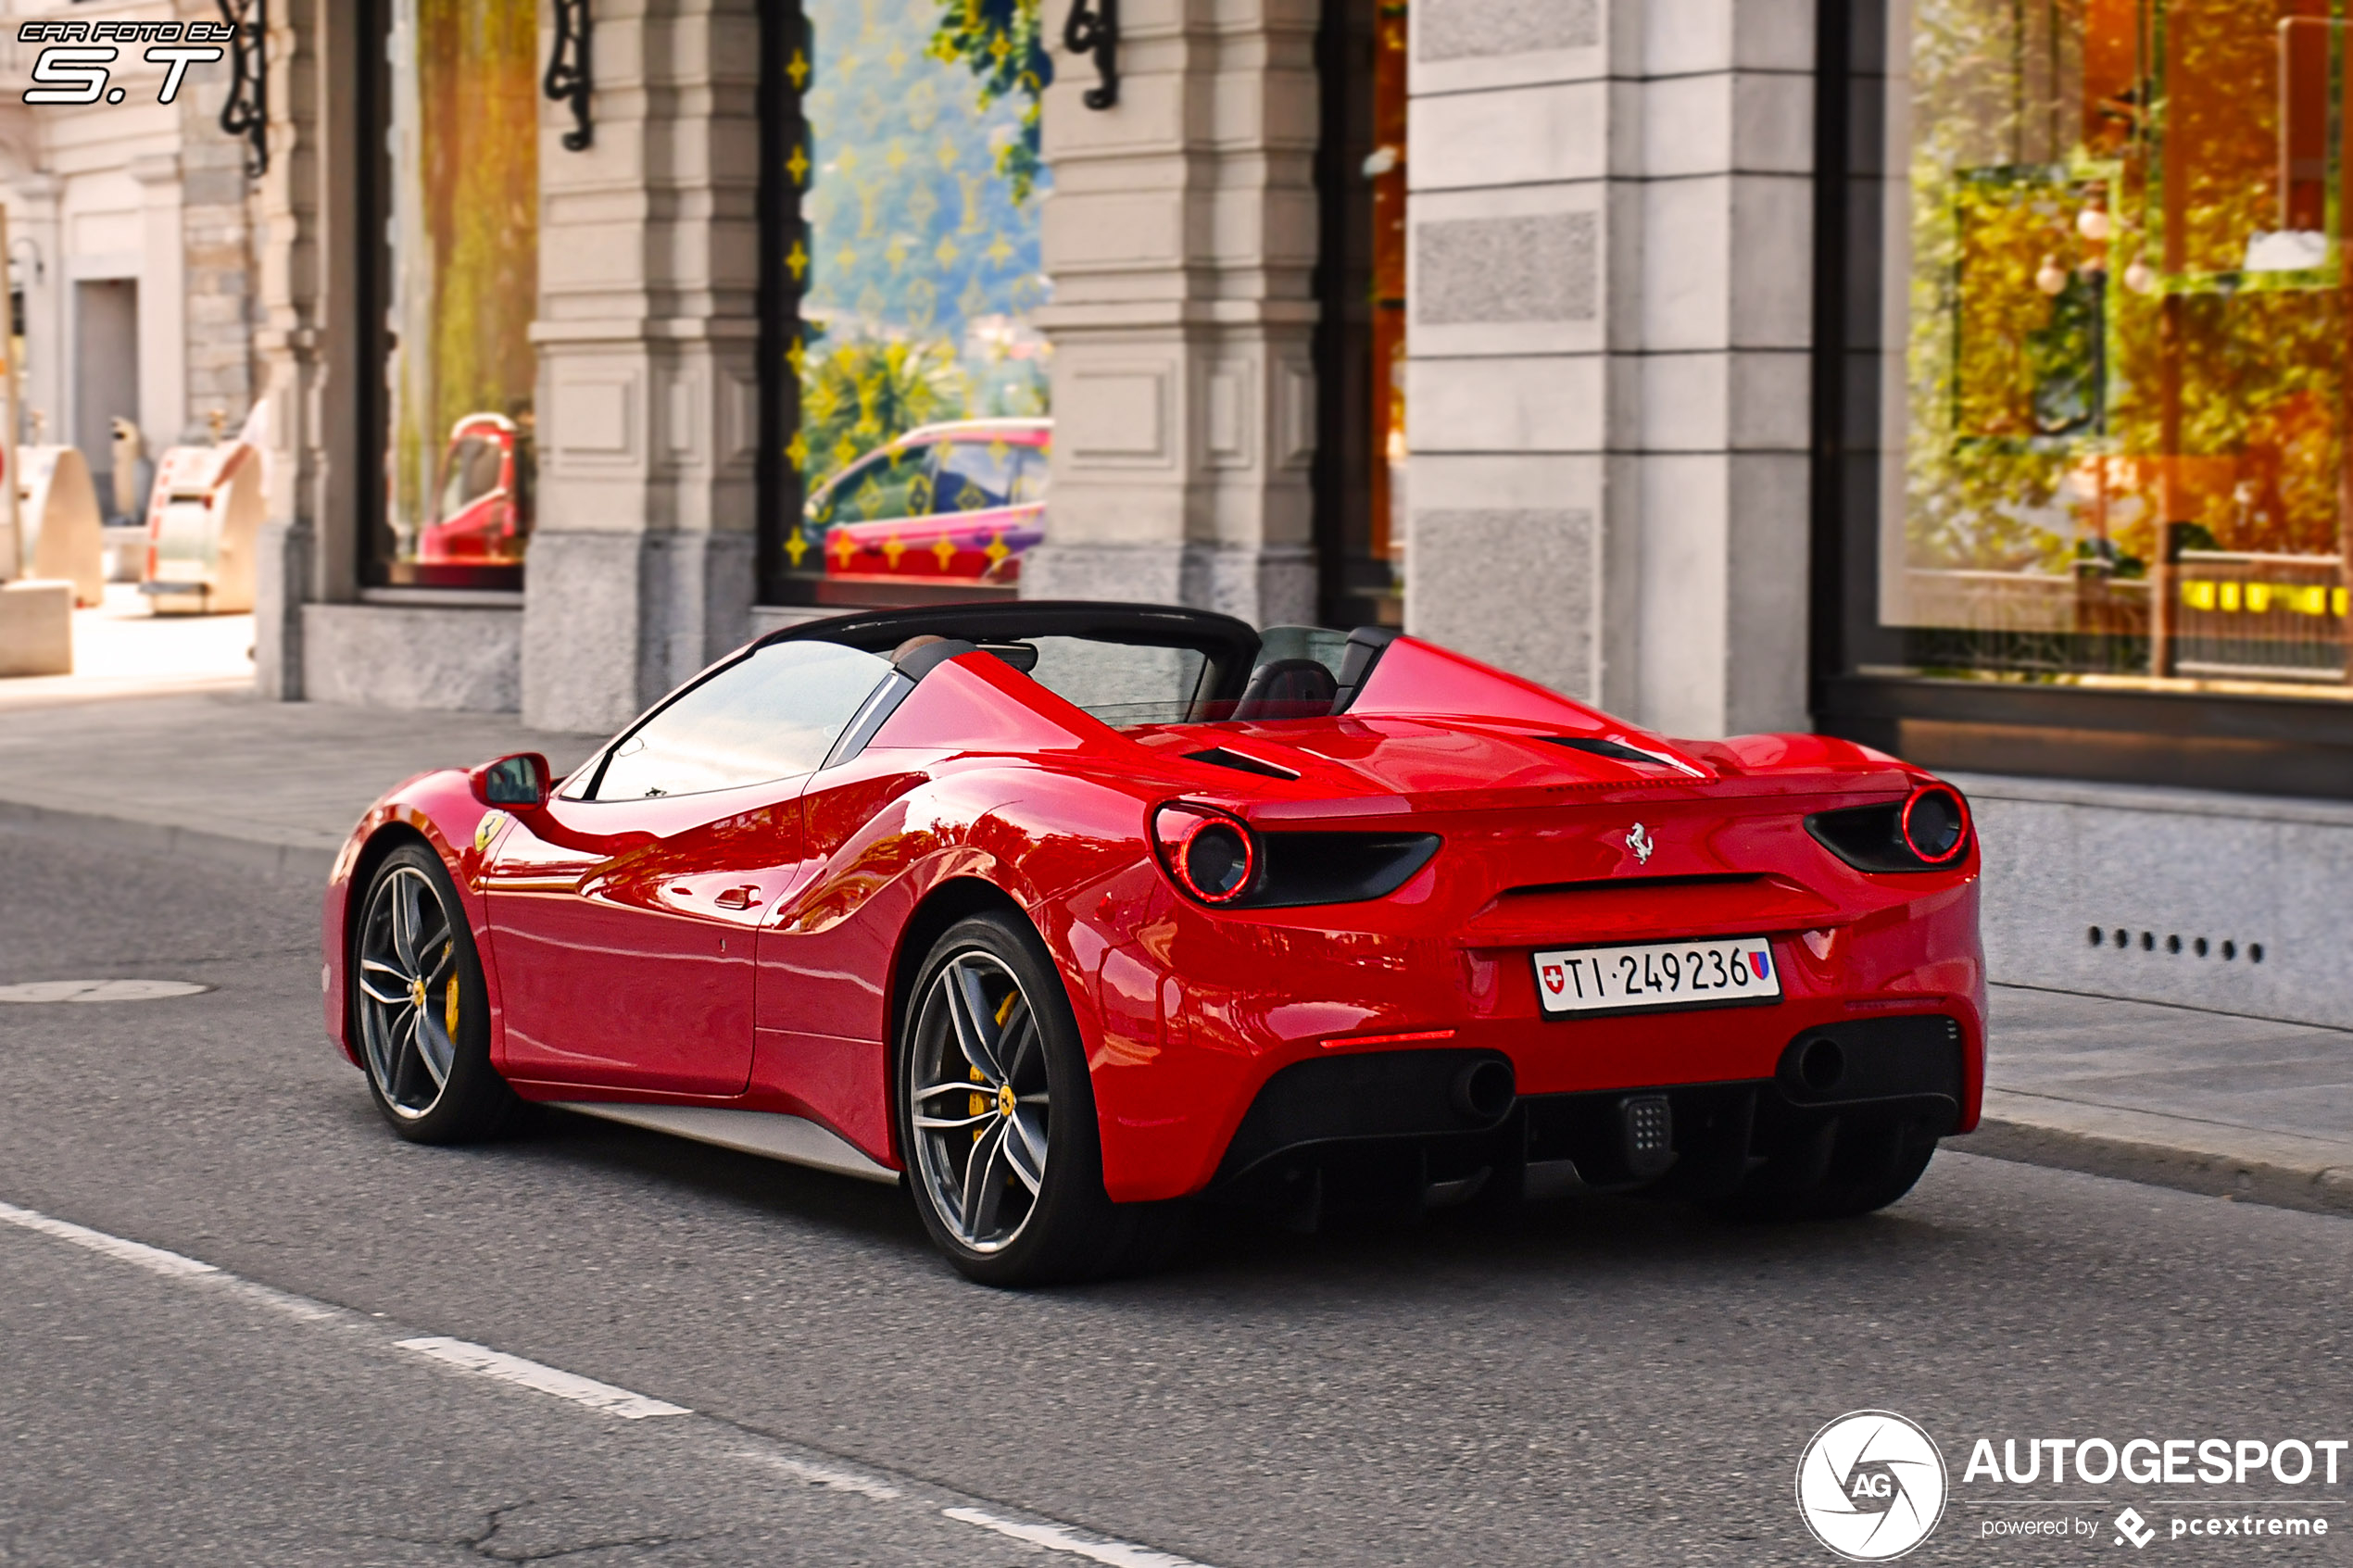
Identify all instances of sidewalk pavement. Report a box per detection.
[3,687,2347,1219]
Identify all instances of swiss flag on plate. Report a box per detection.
[1541,963,1565,995]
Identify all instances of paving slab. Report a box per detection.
[1969,983,2353,1216]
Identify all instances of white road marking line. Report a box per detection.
[395,1336,690,1420]
[736,1449,904,1501]
[0,1198,1223,1567]
[943,1506,1214,1568]
[0,1199,220,1278]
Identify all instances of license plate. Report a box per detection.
[1532,935,1782,1017]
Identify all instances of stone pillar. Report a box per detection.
[10,175,64,446]
[179,64,259,440]
[128,154,188,456]
[522,0,764,734]
[251,0,346,700]
[1024,0,1321,627]
[1403,0,1816,738]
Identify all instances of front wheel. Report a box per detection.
[895,912,1133,1286]
[351,843,518,1143]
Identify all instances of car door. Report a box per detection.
[484,638,897,1096]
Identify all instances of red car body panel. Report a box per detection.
[321,621,1986,1205]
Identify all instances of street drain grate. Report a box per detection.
[0,980,213,1004]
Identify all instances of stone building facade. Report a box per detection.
[30,0,2347,1025]
[0,0,260,515]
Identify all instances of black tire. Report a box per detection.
[1708,1114,1939,1222]
[350,843,518,1144]
[894,911,1135,1286]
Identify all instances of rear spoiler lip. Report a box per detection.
[1229,771,1922,827]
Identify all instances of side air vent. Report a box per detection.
[1544,736,1697,773]
[1184,746,1300,781]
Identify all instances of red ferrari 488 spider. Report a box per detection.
[321,602,1984,1284]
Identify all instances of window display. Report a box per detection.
[372,0,538,589]
[773,0,1053,601]
[1315,0,1409,630]
[1888,0,2351,691]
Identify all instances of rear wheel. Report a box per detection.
[895,912,1134,1286]
[352,843,517,1143]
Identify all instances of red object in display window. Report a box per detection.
[794,419,1050,587]
[320,603,1987,1285]
[417,413,531,566]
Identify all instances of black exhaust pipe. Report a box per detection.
[1796,1035,1846,1094]
[1451,1058,1516,1123]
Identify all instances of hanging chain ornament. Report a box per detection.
[546,0,593,151]
[1063,0,1117,109]
[216,0,267,177]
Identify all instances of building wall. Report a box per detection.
[0,0,256,490]
[1021,0,1325,628]
[1401,0,1818,739]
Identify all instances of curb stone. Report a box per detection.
[1968,1088,2353,1220]
[0,797,338,882]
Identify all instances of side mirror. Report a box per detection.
[469,752,551,809]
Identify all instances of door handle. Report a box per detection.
[713,885,760,910]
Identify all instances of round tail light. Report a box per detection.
[1899,784,1969,865]
[1152,804,1258,904]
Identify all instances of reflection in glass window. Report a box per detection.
[379,0,538,586]
[936,440,1023,512]
[775,0,1054,591]
[1892,0,2351,691]
[816,444,938,527]
[594,642,894,800]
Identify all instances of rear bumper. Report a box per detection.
[1088,944,1985,1203]
[1202,1014,1968,1212]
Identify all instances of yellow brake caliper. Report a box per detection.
[970,988,1019,1137]
[443,943,459,1036]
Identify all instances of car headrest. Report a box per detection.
[1233,658,1340,721]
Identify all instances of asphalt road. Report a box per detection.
[1,819,2347,1567]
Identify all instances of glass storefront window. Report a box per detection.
[1886,0,2352,693]
[773,0,1053,603]
[1314,0,1409,630]
[371,0,539,590]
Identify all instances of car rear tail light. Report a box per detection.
[1899,785,1968,865]
[1804,784,1972,873]
[1152,804,1258,904]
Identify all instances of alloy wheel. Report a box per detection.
[908,950,1051,1253]
[356,864,461,1120]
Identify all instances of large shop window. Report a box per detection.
[1315,0,1409,630]
[1818,0,2353,796]
[365,0,539,592]
[762,0,1053,608]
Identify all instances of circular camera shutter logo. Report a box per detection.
[1795,1410,1948,1561]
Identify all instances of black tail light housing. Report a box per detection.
[1151,803,1440,909]
[1805,784,1972,873]
[1152,805,1259,904]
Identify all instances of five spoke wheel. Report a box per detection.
[357,862,462,1120]
[908,950,1051,1254]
